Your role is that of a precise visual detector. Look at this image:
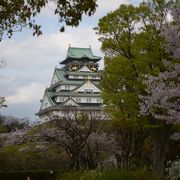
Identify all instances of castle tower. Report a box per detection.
[36,47,103,121]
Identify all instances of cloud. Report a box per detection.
[2,102,40,120]
[96,0,130,16]
[6,83,46,104]
[0,26,102,68]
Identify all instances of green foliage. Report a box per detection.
[168,138,180,163]
[96,0,179,108]
[96,2,170,124]
[57,169,161,180]
[173,124,180,132]
[95,0,179,173]
[102,56,142,123]
[0,142,69,171]
[0,0,97,40]
[0,96,7,109]
[95,4,139,59]
[0,114,29,133]
[0,124,7,133]
[132,168,162,180]
[26,122,45,135]
[1,144,19,154]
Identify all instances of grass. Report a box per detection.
[57,168,162,180]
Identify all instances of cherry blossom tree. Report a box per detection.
[140,61,180,124]
[0,111,114,170]
[139,4,180,175]
[42,111,112,170]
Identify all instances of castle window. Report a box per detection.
[86,98,91,103]
[76,98,81,103]
[84,89,93,93]
[65,85,70,90]
[97,99,101,103]
[56,86,61,92]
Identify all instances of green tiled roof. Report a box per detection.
[56,69,85,84]
[55,68,63,81]
[39,89,55,111]
[37,106,103,116]
[60,47,101,64]
[46,90,55,106]
[67,47,101,59]
[50,68,100,87]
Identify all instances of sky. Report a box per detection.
[0,0,140,121]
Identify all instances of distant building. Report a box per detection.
[36,47,104,121]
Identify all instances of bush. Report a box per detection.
[57,168,161,180]
[133,168,161,180]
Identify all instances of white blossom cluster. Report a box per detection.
[169,159,180,180]
[139,4,180,125]
[162,5,180,60]
[0,129,28,146]
[140,62,180,124]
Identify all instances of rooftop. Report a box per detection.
[60,47,101,64]
[49,68,100,88]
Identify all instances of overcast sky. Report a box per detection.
[0,0,140,121]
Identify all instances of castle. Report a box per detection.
[37,46,103,121]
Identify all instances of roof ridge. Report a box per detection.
[60,46,101,65]
[61,97,79,107]
[46,90,55,106]
[72,79,100,92]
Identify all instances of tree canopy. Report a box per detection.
[0,0,97,40]
[95,2,168,124]
[95,0,179,175]
[95,0,179,124]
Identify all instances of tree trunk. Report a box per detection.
[152,123,172,176]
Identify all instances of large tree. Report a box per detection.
[42,111,112,170]
[95,2,165,169]
[95,0,178,174]
[94,2,169,122]
[0,0,97,40]
[140,3,180,174]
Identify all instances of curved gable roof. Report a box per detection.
[60,47,101,64]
